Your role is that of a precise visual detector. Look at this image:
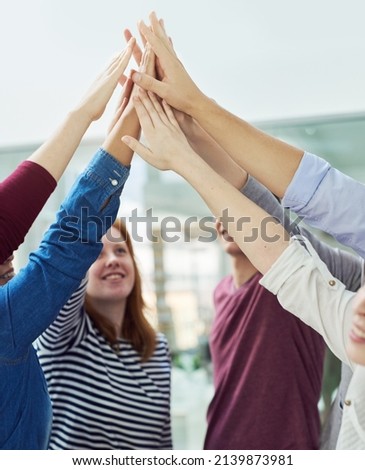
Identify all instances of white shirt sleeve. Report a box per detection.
[260,237,356,367]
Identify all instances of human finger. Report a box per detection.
[122,134,153,163]
[124,28,143,66]
[132,94,155,132]
[146,91,171,127]
[140,43,156,77]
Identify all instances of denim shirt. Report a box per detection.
[0,148,130,449]
[282,151,365,259]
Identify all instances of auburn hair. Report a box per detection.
[85,218,156,361]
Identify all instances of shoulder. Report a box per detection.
[155,331,169,346]
[154,332,172,356]
[214,274,233,294]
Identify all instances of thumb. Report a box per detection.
[122,136,152,162]
[131,72,166,98]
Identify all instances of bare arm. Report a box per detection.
[123,91,289,274]
[134,18,248,191]
[28,39,135,180]
[102,43,156,165]
[174,112,247,190]
[131,12,302,198]
[0,40,135,263]
[134,14,365,262]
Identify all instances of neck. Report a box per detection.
[88,298,127,338]
[230,254,258,288]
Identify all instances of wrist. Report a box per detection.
[175,149,205,181]
[177,116,198,144]
[111,105,139,134]
[186,91,212,119]
[67,107,93,128]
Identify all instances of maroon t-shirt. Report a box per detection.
[204,273,325,450]
[0,161,56,263]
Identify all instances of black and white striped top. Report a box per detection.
[35,278,172,450]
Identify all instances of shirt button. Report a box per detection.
[110,179,118,186]
[329,280,336,286]
[344,399,352,406]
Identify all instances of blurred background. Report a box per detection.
[2,0,365,449]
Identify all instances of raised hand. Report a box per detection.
[75,36,135,122]
[122,90,196,172]
[107,29,150,134]
[132,12,203,113]
[102,42,157,166]
[26,37,135,182]
[107,40,156,135]
[137,42,156,84]
[124,28,145,67]
[123,90,289,278]
[107,76,134,135]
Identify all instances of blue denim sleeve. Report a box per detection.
[0,148,130,359]
[282,152,365,259]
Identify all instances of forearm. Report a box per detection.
[27,108,92,181]
[190,95,304,198]
[26,41,135,181]
[183,118,247,189]
[177,153,289,273]
[136,16,300,196]
[102,107,140,166]
[242,176,364,291]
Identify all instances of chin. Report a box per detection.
[346,342,365,366]
[224,244,243,256]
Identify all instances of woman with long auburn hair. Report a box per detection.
[85,218,157,361]
[36,218,172,450]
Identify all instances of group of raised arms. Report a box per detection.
[1,11,365,450]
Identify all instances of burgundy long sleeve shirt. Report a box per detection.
[0,161,56,263]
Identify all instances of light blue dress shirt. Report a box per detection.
[282,151,365,259]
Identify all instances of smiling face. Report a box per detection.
[346,286,365,366]
[0,255,15,286]
[86,225,136,305]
